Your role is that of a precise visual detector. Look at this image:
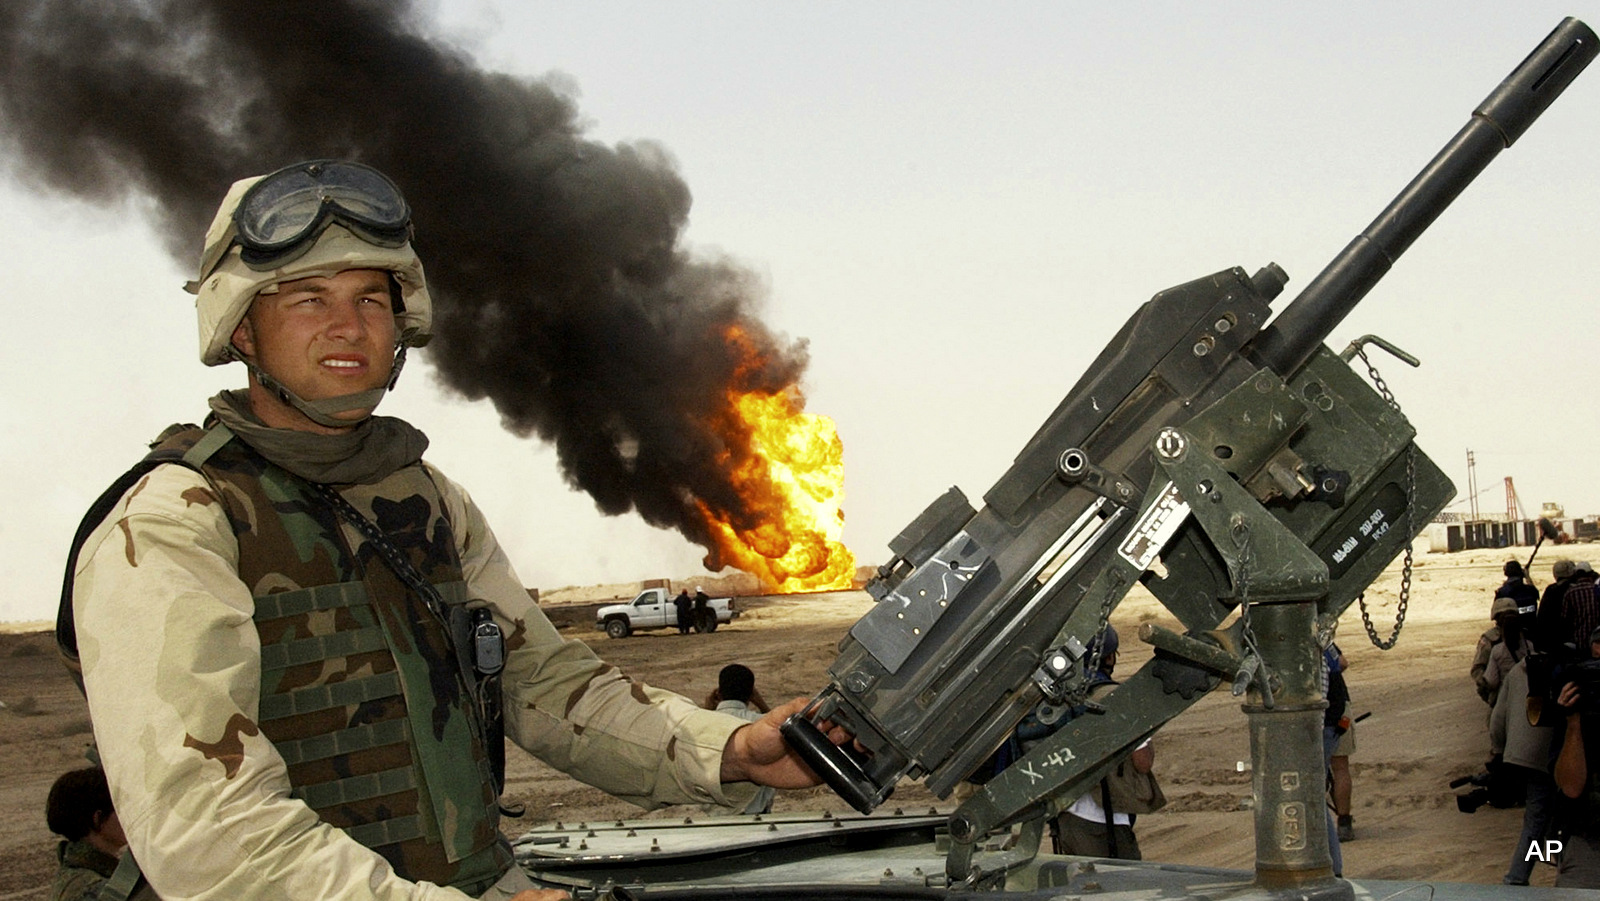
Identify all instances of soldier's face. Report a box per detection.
[232,268,398,432]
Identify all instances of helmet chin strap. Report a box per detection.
[229,344,407,430]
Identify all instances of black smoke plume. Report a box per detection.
[0,0,816,574]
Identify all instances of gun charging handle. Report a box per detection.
[1338,334,1420,368]
[780,708,885,814]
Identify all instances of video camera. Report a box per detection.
[1451,759,1526,814]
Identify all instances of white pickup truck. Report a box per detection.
[595,588,738,638]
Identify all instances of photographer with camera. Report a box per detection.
[1550,626,1600,887]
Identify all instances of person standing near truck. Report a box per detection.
[674,588,694,635]
[694,586,712,633]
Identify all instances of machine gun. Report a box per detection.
[782,17,1597,892]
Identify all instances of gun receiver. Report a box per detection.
[783,16,1596,882]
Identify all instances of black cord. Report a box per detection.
[306,481,448,624]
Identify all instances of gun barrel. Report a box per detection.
[1250,17,1597,376]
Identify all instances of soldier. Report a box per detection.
[45,767,125,901]
[1474,596,1529,704]
[62,160,831,901]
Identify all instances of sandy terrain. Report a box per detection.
[0,546,1575,896]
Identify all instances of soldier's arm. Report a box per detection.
[75,464,471,901]
[1470,635,1495,700]
[1470,632,1494,674]
[431,465,757,810]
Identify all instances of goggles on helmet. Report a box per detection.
[231,160,412,269]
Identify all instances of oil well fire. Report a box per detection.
[692,327,856,594]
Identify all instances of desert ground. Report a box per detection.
[0,546,1575,897]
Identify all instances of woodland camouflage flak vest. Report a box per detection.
[64,424,511,895]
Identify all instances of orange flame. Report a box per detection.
[696,330,856,592]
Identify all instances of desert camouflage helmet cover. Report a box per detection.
[189,172,434,366]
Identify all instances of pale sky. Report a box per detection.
[3,2,1598,623]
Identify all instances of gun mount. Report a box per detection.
[780,15,1597,895]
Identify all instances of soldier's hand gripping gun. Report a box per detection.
[782,17,1596,868]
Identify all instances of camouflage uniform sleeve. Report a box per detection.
[74,464,472,901]
[1471,627,1501,703]
[428,464,754,810]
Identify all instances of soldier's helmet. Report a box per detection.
[187,159,433,367]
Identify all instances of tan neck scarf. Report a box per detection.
[208,390,429,485]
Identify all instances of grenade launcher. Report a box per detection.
[782,17,1597,885]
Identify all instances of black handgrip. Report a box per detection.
[780,713,883,814]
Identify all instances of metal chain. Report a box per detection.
[1231,517,1266,677]
[1067,569,1125,709]
[1353,348,1414,651]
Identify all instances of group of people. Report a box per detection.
[1471,557,1600,887]
[674,587,714,634]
